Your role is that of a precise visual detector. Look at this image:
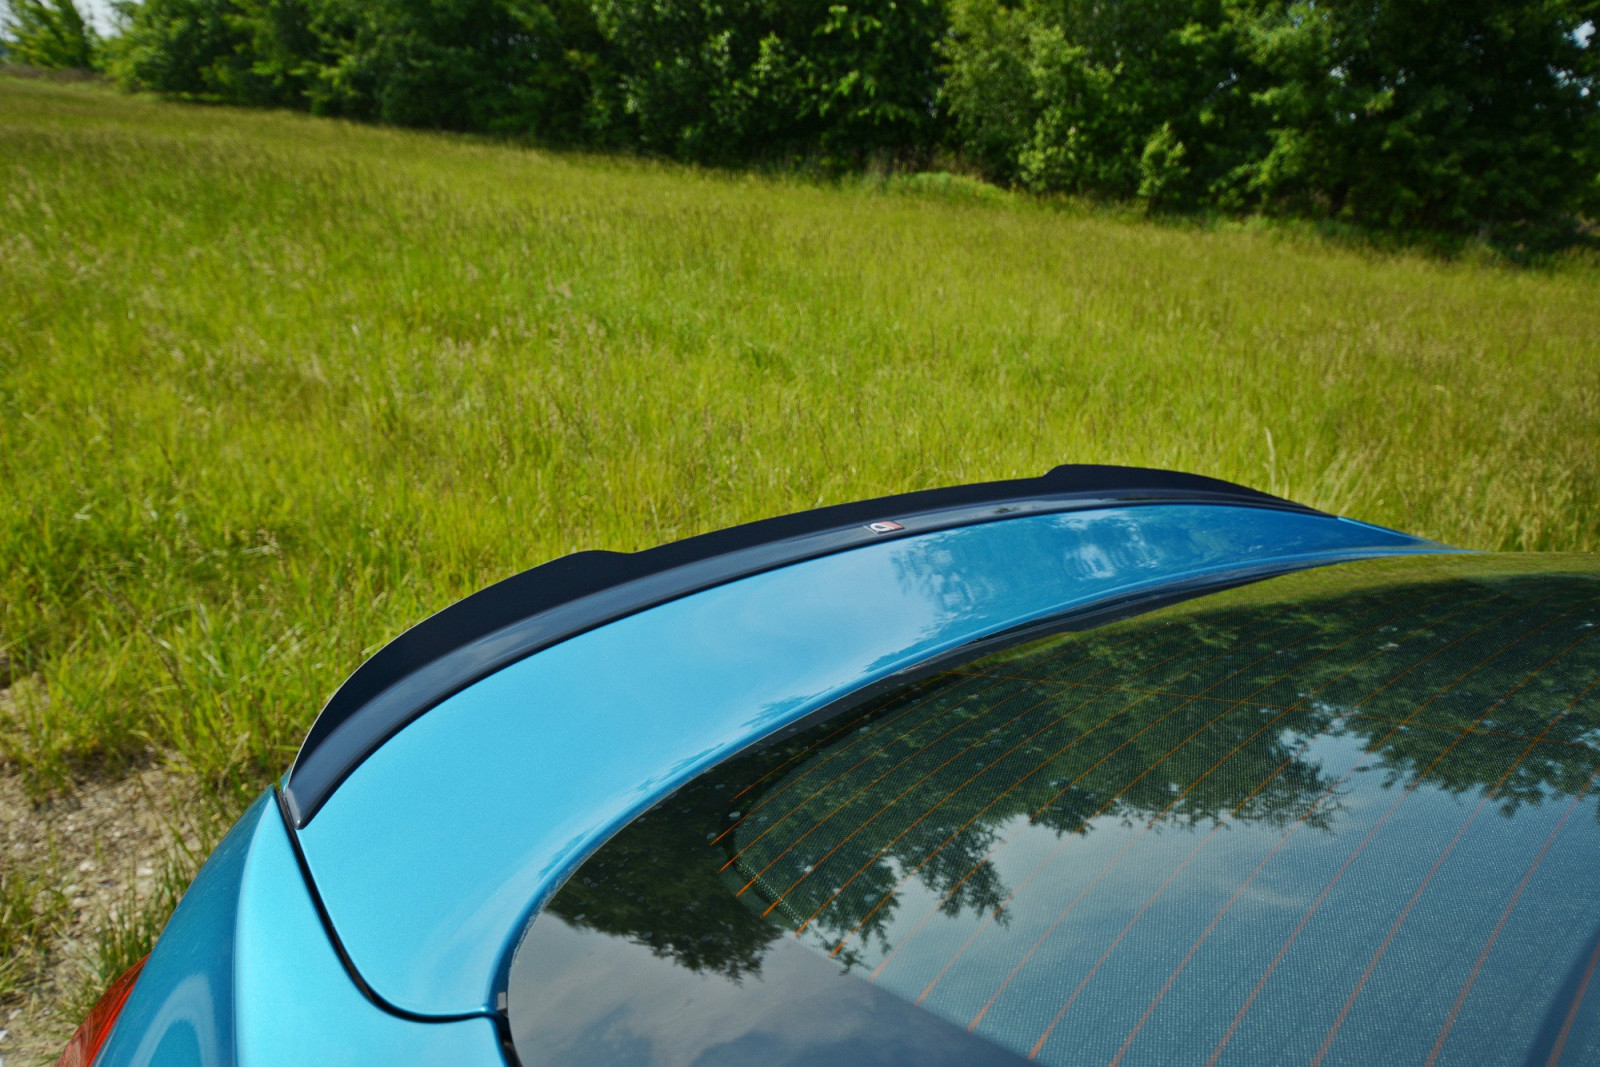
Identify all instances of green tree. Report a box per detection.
[1233,0,1600,234]
[592,0,945,165]
[943,0,1263,207]
[105,0,255,96]
[307,0,604,140]
[937,0,1037,183]
[944,0,1599,229]
[218,0,320,106]
[2,0,98,69]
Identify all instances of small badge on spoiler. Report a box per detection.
[865,521,905,534]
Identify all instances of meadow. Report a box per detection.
[2,75,1598,1058]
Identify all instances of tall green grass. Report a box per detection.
[0,865,66,1002]
[2,77,1598,805]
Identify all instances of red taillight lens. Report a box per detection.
[57,955,148,1067]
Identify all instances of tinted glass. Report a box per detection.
[508,556,1600,1066]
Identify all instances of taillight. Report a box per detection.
[57,955,148,1067]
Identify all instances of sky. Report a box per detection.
[76,0,121,36]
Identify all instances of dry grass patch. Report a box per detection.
[0,727,208,1066]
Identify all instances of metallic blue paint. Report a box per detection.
[296,504,1449,1017]
[97,793,503,1066]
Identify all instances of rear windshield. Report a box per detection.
[507,556,1600,1066]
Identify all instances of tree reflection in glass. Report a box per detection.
[518,556,1600,1066]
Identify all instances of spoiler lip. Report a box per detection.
[284,465,1320,826]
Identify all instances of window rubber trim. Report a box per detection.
[283,465,1323,826]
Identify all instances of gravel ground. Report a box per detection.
[0,748,203,1066]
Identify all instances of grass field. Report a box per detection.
[2,75,1598,1059]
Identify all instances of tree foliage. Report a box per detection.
[590,0,946,163]
[293,0,599,139]
[1232,0,1600,233]
[941,0,1600,231]
[942,0,1266,207]
[2,0,98,69]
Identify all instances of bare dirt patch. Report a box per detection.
[0,753,204,1067]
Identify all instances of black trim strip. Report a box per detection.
[284,465,1318,826]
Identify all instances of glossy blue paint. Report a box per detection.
[297,504,1450,1017]
[98,793,502,1066]
[98,798,260,1064]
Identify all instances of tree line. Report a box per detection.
[5,0,1598,239]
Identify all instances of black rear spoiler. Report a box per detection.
[284,465,1316,825]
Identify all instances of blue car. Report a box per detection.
[62,466,1600,1065]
